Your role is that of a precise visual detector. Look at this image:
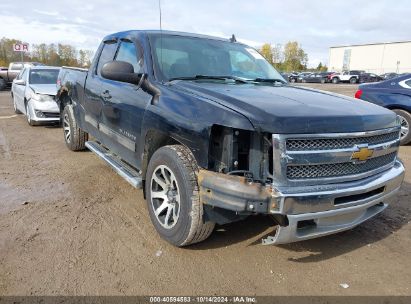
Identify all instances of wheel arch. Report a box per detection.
[141,129,188,194]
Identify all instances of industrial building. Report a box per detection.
[328,41,411,74]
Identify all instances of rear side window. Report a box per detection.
[115,40,143,73]
[405,79,411,87]
[96,41,118,76]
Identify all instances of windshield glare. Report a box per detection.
[151,35,285,82]
[29,69,59,84]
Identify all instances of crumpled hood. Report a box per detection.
[172,82,397,134]
[30,84,57,96]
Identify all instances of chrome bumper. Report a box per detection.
[199,160,404,245]
[263,160,404,244]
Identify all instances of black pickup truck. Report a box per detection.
[57,30,404,247]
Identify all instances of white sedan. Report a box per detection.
[11,66,61,126]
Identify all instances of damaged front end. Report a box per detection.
[198,126,405,245]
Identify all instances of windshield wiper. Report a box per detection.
[168,75,249,83]
[252,78,287,84]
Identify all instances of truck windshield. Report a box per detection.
[151,35,285,83]
[29,69,59,84]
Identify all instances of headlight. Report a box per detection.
[31,93,54,102]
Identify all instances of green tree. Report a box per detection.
[0,37,25,66]
[0,37,93,68]
[316,62,328,72]
[260,43,274,65]
[282,41,308,72]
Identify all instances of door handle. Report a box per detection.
[100,90,112,101]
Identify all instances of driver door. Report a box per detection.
[99,38,151,167]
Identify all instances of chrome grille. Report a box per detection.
[286,131,399,151]
[272,127,401,186]
[287,152,397,179]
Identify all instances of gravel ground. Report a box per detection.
[0,83,410,296]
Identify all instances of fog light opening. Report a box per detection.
[297,219,317,230]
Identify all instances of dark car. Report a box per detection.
[359,73,383,83]
[56,30,403,247]
[380,73,399,80]
[297,72,312,82]
[288,72,299,83]
[355,73,411,144]
[301,72,332,84]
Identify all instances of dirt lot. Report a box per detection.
[0,83,410,296]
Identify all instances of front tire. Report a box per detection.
[332,77,339,84]
[26,101,37,126]
[349,77,357,84]
[393,109,411,145]
[145,145,215,247]
[62,105,88,151]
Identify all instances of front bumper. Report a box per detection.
[198,160,405,244]
[28,99,60,122]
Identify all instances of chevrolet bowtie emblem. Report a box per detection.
[351,147,374,161]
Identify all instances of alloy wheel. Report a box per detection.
[63,113,71,143]
[399,115,409,140]
[150,165,181,229]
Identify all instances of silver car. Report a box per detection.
[11,66,60,126]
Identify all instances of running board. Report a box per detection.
[85,141,143,189]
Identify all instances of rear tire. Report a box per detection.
[332,77,339,84]
[349,77,357,84]
[393,109,411,145]
[62,105,88,151]
[145,145,215,247]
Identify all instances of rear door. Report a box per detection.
[99,37,151,167]
[13,68,28,111]
[82,40,118,136]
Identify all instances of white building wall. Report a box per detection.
[329,42,411,74]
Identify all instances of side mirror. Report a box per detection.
[101,61,143,85]
[14,79,26,86]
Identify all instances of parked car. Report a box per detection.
[11,66,61,126]
[380,73,399,80]
[359,73,383,83]
[355,73,411,145]
[0,62,42,90]
[57,30,403,247]
[301,72,330,83]
[331,70,365,84]
[297,72,312,82]
[288,72,299,83]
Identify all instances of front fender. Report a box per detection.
[140,90,254,169]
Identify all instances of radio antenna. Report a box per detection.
[159,0,163,82]
[158,0,162,31]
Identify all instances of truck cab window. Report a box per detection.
[96,42,118,76]
[11,63,23,70]
[115,40,143,73]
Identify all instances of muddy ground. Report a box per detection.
[0,84,410,296]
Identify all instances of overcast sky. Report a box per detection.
[1,0,410,67]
